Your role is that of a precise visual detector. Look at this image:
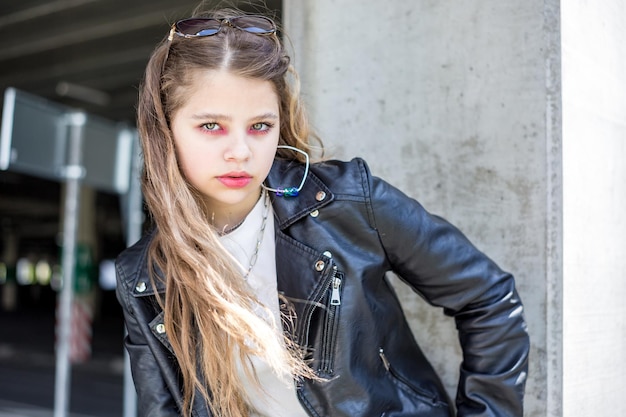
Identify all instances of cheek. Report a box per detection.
[172,126,215,178]
[176,150,194,179]
[174,141,211,183]
[258,136,280,168]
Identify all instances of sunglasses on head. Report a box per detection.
[168,16,277,41]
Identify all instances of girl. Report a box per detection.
[115,6,529,417]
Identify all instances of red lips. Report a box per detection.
[217,172,252,188]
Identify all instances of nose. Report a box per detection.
[224,132,251,161]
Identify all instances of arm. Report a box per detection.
[363,161,529,416]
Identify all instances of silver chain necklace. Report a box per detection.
[244,189,269,280]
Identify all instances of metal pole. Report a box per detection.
[123,130,142,417]
[124,130,143,247]
[54,111,86,417]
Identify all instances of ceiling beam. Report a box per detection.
[0,8,179,61]
[0,45,154,87]
[0,0,99,28]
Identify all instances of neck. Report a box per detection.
[208,188,263,232]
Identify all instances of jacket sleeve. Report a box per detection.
[115,262,181,417]
[362,160,529,417]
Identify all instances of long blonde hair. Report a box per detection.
[136,7,320,417]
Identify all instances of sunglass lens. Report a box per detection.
[176,18,221,36]
[232,16,276,34]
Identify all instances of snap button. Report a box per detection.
[315,191,327,201]
[155,323,166,334]
[323,251,332,258]
[310,209,319,218]
[135,281,147,293]
[315,260,325,271]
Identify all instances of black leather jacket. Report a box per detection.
[116,158,529,417]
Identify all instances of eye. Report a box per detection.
[250,122,273,132]
[201,122,221,131]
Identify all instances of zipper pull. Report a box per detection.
[379,348,391,371]
[330,268,341,306]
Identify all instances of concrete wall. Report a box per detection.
[561,1,626,416]
[285,1,562,416]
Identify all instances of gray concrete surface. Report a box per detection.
[285,0,625,416]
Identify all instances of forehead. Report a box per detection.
[174,69,279,113]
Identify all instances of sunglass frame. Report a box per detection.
[168,16,276,41]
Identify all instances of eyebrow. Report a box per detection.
[191,113,231,121]
[254,112,279,121]
[190,112,279,121]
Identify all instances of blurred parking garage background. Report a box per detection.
[0,1,280,415]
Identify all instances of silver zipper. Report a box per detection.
[330,267,341,306]
[378,347,443,406]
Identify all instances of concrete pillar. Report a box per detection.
[76,185,99,319]
[59,184,97,363]
[283,0,626,416]
[561,1,626,416]
[60,184,98,289]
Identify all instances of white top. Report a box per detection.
[219,194,308,417]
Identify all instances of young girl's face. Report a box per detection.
[170,69,280,225]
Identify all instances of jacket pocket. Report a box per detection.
[379,348,450,411]
[317,267,343,376]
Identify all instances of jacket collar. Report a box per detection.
[265,158,333,229]
[128,230,166,297]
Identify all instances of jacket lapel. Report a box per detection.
[266,158,333,229]
[268,159,338,345]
